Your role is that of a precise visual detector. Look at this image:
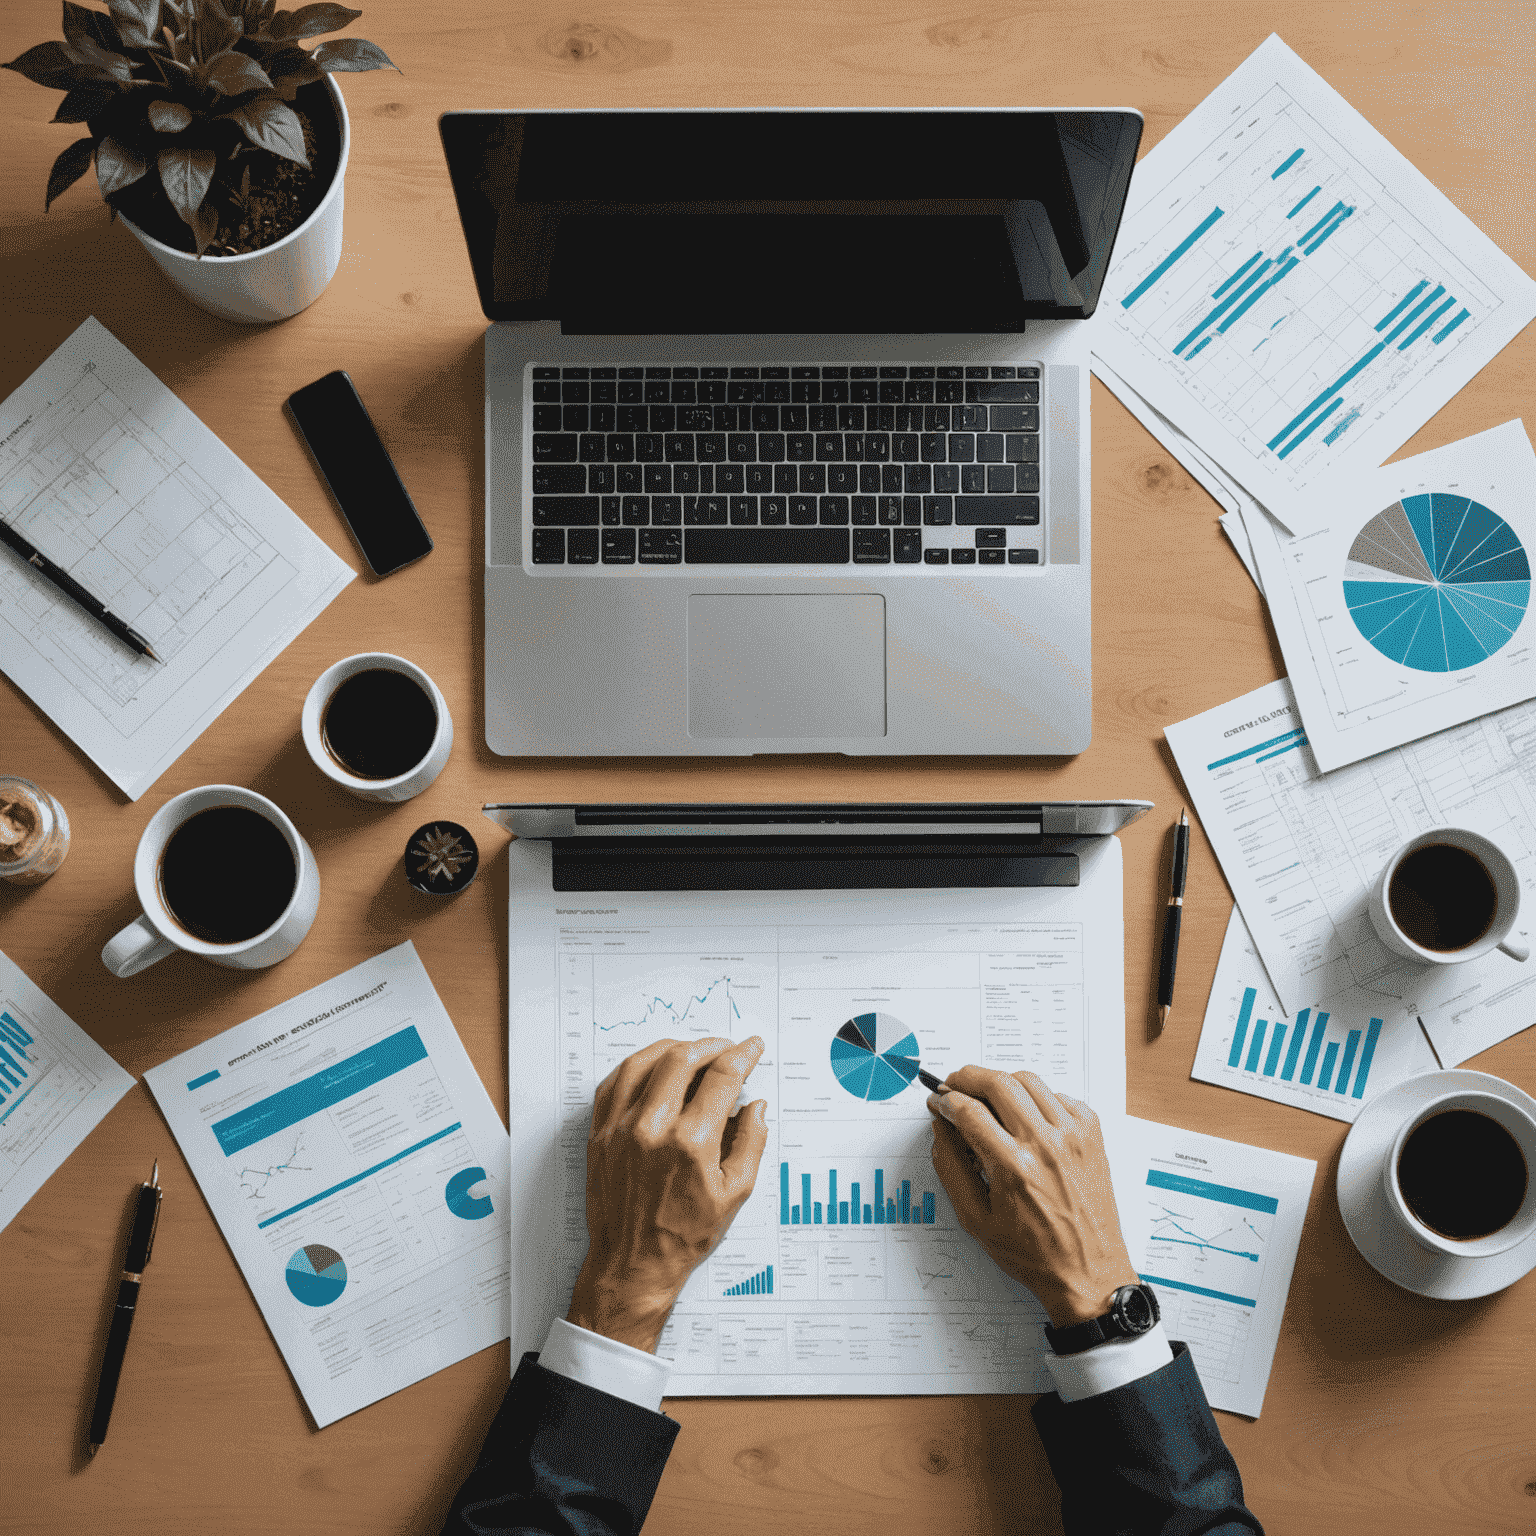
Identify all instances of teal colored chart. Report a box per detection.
[286,1243,347,1307]
[831,1013,920,1102]
[445,1166,493,1221]
[1343,493,1530,672]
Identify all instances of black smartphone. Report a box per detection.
[285,371,433,576]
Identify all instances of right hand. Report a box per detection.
[927,1065,1138,1328]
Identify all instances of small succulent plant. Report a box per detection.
[4,1,395,253]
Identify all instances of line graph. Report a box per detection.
[598,974,741,1034]
[236,1134,310,1204]
[1150,1206,1260,1262]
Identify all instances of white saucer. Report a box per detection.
[1336,1069,1536,1300]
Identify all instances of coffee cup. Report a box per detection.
[1383,1087,1536,1258]
[302,653,452,804]
[1367,827,1528,966]
[101,786,320,978]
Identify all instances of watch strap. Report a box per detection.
[1043,1283,1159,1356]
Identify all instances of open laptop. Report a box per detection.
[441,110,1143,757]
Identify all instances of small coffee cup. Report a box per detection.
[102,786,320,978]
[302,653,452,804]
[1367,827,1528,966]
[1383,1087,1536,1258]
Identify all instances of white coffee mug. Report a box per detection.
[302,653,452,804]
[1383,1087,1536,1258]
[101,786,320,978]
[1367,826,1529,965]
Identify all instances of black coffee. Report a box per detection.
[321,668,437,780]
[159,806,297,944]
[1397,1108,1528,1240]
[1387,842,1497,951]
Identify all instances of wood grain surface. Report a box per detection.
[2,2,1534,1531]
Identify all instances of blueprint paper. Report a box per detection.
[1247,421,1536,771]
[1166,677,1536,1061]
[0,318,354,799]
[143,944,510,1427]
[1193,906,1437,1124]
[1091,34,1536,537]
[0,947,134,1236]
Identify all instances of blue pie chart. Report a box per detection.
[445,1166,494,1221]
[285,1243,347,1307]
[831,1013,921,1101]
[1343,493,1530,671]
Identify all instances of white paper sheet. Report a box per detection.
[1220,513,1264,593]
[1166,676,1536,1063]
[0,947,134,1235]
[1090,34,1536,537]
[0,317,354,799]
[1245,421,1536,771]
[507,839,1127,1396]
[142,943,510,1427]
[1193,906,1438,1123]
[1117,1115,1315,1418]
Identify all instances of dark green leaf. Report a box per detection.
[62,33,135,82]
[107,0,160,50]
[309,35,395,72]
[196,0,243,58]
[228,92,307,162]
[157,143,215,224]
[45,136,96,209]
[51,83,115,121]
[3,41,87,91]
[96,134,148,194]
[63,3,122,52]
[190,201,218,255]
[147,97,191,129]
[205,48,270,94]
[264,43,321,82]
[269,4,358,40]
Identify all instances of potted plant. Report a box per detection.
[4,1,396,323]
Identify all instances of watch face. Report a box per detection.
[1113,1284,1156,1332]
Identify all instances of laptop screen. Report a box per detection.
[439,110,1142,333]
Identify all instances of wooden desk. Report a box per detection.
[3,2,1533,1529]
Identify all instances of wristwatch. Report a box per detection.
[1042,1282,1161,1356]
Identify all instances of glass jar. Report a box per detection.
[0,776,71,886]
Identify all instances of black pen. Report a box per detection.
[0,517,160,661]
[88,1161,162,1457]
[1157,810,1190,1032]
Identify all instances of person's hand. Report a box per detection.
[927,1065,1138,1328]
[568,1035,768,1352]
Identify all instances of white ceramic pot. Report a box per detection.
[120,75,350,324]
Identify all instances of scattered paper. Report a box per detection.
[1220,512,1264,593]
[0,946,134,1235]
[0,317,354,800]
[143,943,510,1428]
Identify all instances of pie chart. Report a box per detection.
[285,1243,347,1307]
[831,1013,920,1101]
[445,1166,494,1221]
[1342,493,1530,672]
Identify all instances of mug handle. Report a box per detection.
[102,914,178,978]
[1500,934,1530,963]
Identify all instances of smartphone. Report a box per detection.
[285,371,434,576]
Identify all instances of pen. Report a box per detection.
[1157,810,1190,1031]
[87,1161,162,1457]
[0,517,160,662]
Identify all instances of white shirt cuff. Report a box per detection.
[1043,1320,1174,1404]
[537,1317,673,1414]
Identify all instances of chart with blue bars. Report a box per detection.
[1225,986,1383,1101]
[723,1264,774,1297]
[779,1159,939,1226]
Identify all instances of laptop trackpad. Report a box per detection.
[688,594,886,739]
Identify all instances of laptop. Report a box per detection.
[441,110,1143,757]
[483,799,1151,1390]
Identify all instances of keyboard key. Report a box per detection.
[591,406,615,431]
[854,529,891,562]
[990,403,1039,429]
[601,529,636,563]
[532,381,561,402]
[618,382,643,404]
[948,435,975,462]
[589,465,615,494]
[828,463,857,493]
[686,529,850,563]
[563,404,588,432]
[1009,547,1040,564]
[852,497,877,526]
[533,434,579,462]
[975,528,1006,547]
[956,496,1040,525]
[601,496,621,526]
[936,379,964,403]
[568,528,599,563]
[645,465,671,493]
[675,465,701,493]
[990,366,1016,379]
[622,496,649,526]
[579,433,606,462]
[864,433,890,462]
[752,406,780,431]
[605,434,635,461]
[851,379,878,402]
[904,380,934,402]
[730,497,759,525]
[639,529,681,563]
[967,382,1039,402]
[951,548,976,565]
[760,495,788,525]
[810,406,838,432]
[957,405,988,432]
[533,497,599,526]
[1017,464,1041,492]
[532,405,562,432]
[839,405,865,429]
[924,548,949,564]
[787,434,815,462]
[920,433,946,462]
[1005,434,1040,463]
[783,405,807,431]
[797,463,825,494]
[652,496,682,525]
[895,529,923,562]
[893,433,919,462]
[684,496,728,525]
[966,365,990,378]
[905,464,932,494]
[561,382,590,403]
[669,381,696,403]
[716,464,745,493]
[665,433,694,461]
[878,496,903,526]
[903,496,922,526]
[978,548,1006,564]
[789,496,818,525]
[533,465,586,494]
[681,407,712,431]
[533,366,560,379]
[934,464,959,494]
[636,435,663,463]
[759,433,786,462]
[531,529,564,563]
[976,433,1004,463]
[879,381,904,402]
[729,434,756,462]
[987,464,1014,492]
[746,464,774,493]
[819,496,849,525]
[697,434,726,461]
[961,464,987,494]
[774,464,798,493]
[617,465,643,493]
[649,406,675,432]
[816,433,844,460]
[923,496,953,526]
[617,405,647,432]
[645,380,670,402]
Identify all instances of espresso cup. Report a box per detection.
[101,786,320,978]
[302,653,452,804]
[1383,1087,1536,1258]
[1367,827,1528,966]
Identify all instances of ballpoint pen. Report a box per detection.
[1157,810,1190,1032]
[0,517,160,661]
[88,1161,162,1456]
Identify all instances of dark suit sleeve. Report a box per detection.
[1031,1341,1264,1536]
[438,1352,680,1536]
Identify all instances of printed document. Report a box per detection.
[143,943,510,1427]
[1247,421,1536,771]
[1091,34,1536,537]
[507,840,1127,1395]
[0,317,354,799]
[1166,677,1536,1065]
[0,947,134,1235]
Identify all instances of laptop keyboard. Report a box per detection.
[525,365,1044,568]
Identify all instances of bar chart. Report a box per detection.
[778,1159,939,1226]
[722,1264,774,1297]
[1225,986,1382,1100]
